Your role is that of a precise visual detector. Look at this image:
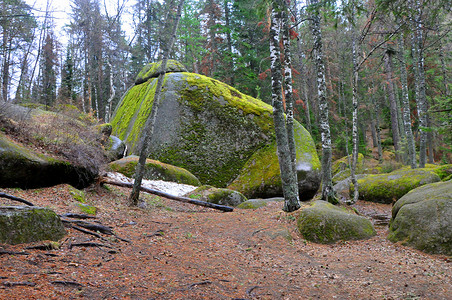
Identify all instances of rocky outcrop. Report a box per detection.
[184,185,247,207]
[0,206,66,244]
[388,180,452,256]
[0,133,96,189]
[297,200,376,244]
[109,156,201,186]
[111,61,320,199]
[352,168,441,204]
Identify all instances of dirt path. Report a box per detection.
[0,184,451,299]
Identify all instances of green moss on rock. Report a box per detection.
[184,185,247,207]
[109,155,201,186]
[297,200,376,244]
[0,206,66,244]
[352,168,441,204]
[135,60,187,85]
[388,180,452,256]
[111,62,320,196]
[69,187,86,203]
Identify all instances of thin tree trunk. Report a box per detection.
[129,0,185,206]
[350,11,359,204]
[383,49,401,161]
[310,0,335,203]
[105,59,115,122]
[270,2,300,212]
[398,35,417,168]
[371,81,383,162]
[282,6,297,179]
[224,0,234,86]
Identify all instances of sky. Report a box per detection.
[24,0,135,44]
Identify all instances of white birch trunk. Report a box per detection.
[270,3,300,212]
[105,59,115,122]
[350,17,359,204]
[310,0,335,203]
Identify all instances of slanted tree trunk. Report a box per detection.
[270,1,300,212]
[310,0,335,203]
[398,35,417,168]
[129,0,185,206]
[383,49,401,161]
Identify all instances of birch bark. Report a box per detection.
[310,0,336,203]
[398,36,417,168]
[270,1,300,212]
[350,15,359,204]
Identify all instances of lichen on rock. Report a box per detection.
[0,206,66,245]
[184,185,247,207]
[351,167,441,204]
[109,155,201,186]
[297,200,376,244]
[388,180,452,256]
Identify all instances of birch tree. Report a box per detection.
[129,0,185,206]
[309,0,336,203]
[269,0,300,212]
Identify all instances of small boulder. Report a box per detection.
[109,156,201,186]
[352,168,441,204]
[297,200,376,244]
[184,185,247,207]
[0,206,66,245]
[237,197,284,209]
[388,180,452,256]
[106,135,126,161]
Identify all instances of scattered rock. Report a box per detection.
[109,156,201,186]
[388,180,452,256]
[297,200,376,244]
[184,185,247,207]
[352,167,441,204]
[0,206,66,245]
[237,198,284,209]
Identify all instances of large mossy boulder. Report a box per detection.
[184,185,247,207]
[0,134,96,189]
[352,167,441,204]
[0,206,66,244]
[388,180,452,256]
[111,61,320,199]
[297,200,376,244]
[109,155,201,186]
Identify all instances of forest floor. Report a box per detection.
[0,183,451,300]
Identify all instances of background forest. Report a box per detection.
[1,0,451,164]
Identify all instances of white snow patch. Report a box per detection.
[296,162,312,172]
[106,172,197,197]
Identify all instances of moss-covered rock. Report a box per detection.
[184,185,247,207]
[0,206,66,244]
[332,153,364,177]
[237,198,284,209]
[111,61,320,198]
[106,135,126,161]
[69,187,86,203]
[297,200,376,244]
[109,155,201,186]
[0,133,96,189]
[135,60,187,85]
[388,180,452,256]
[352,167,441,204]
[228,121,321,199]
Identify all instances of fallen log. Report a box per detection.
[0,192,35,206]
[100,177,234,212]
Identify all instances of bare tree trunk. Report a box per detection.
[398,35,417,168]
[371,81,383,162]
[270,2,300,212]
[350,8,359,204]
[383,49,401,161]
[282,6,297,179]
[224,0,234,86]
[129,0,185,206]
[310,0,336,203]
[105,59,115,122]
